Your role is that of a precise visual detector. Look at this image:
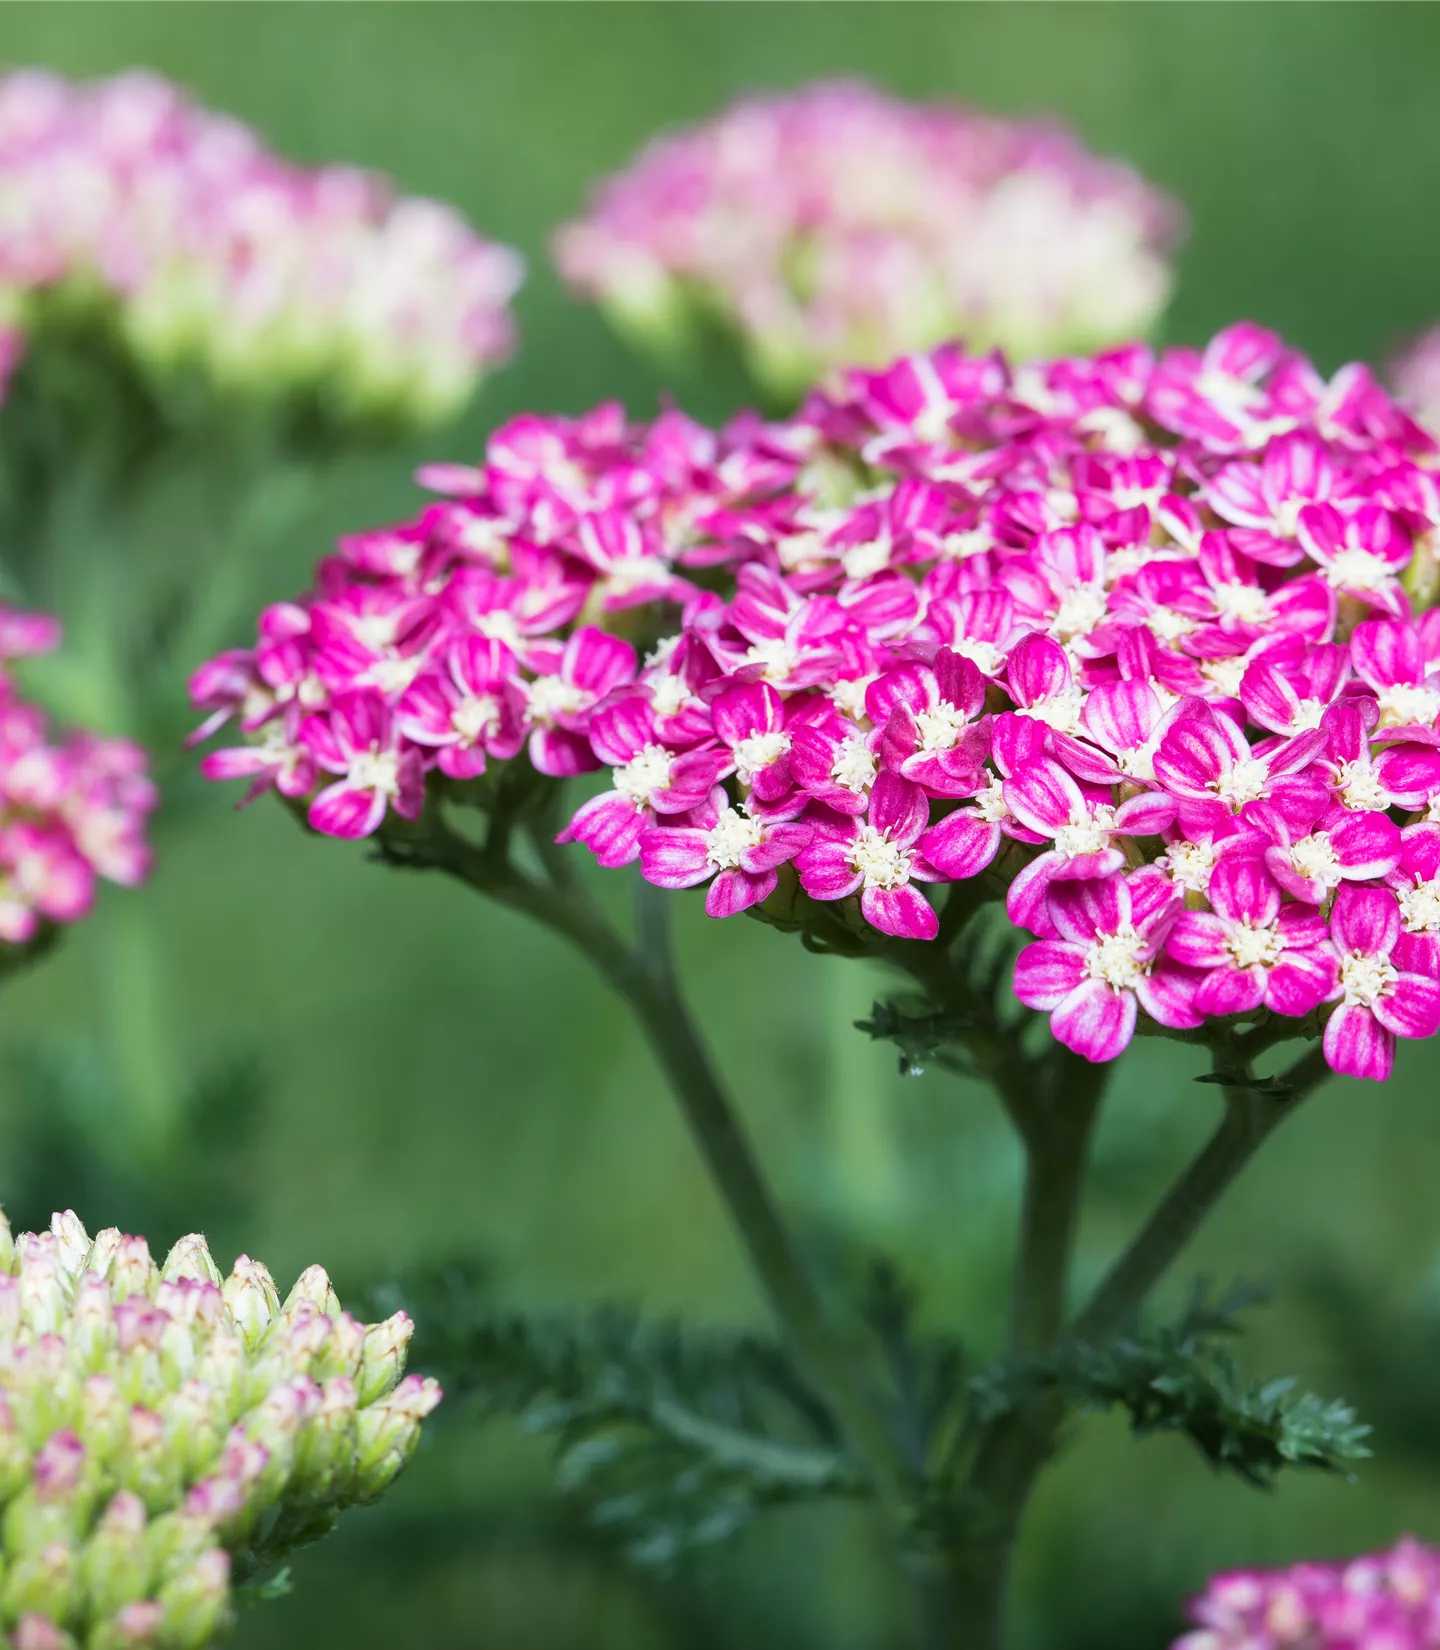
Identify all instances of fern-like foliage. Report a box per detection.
[963,1283,1371,1487]
[367,1263,861,1570]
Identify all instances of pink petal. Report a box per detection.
[861,884,938,941]
[638,827,711,889]
[1329,885,1401,956]
[866,771,930,845]
[1050,979,1136,1063]
[1047,873,1129,946]
[1265,949,1338,1017]
[309,782,387,840]
[1323,1002,1394,1081]
[796,837,863,901]
[919,811,1002,880]
[1195,966,1266,1017]
[706,868,775,918]
[1136,961,1207,1029]
[568,792,646,869]
[1004,760,1084,837]
[1166,911,1231,970]
[1372,973,1440,1041]
[1013,940,1087,1009]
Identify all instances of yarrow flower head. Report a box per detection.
[554,80,1182,401]
[1178,1537,1440,1650]
[196,321,1440,1081]
[0,69,523,429]
[0,1207,440,1649]
[0,603,154,950]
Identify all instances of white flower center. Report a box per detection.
[1015,685,1084,735]
[1377,682,1440,729]
[1053,806,1117,860]
[847,825,914,891]
[973,777,1009,824]
[913,701,971,754]
[1339,950,1399,1008]
[350,613,400,652]
[648,675,691,719]
[776,531,827,574]
[1195,369,1267,420]
[830,675,877,721]
[1083,926,1148,991]
[1147,607,1196,643]
[1214,755,1270,807]
[949,637,1005,676]
[1228,920,1285,970]
[1200,655,1249,699]
[841,536,894,581]
[613,743,673,806]
[1334,759,1391,812]
[367,655,425,697]
[936,526,993,562]
[1323,548,1391,593]
[452,695,501,744]
[458,517,511,563]
[705,807,766,871]
[1051,585,1108,641]
[1160,837,1220,892]
[1211,583,1272,625]
[830,736,877,796]
[1289,833,1341,887]
[526,675,589,726]
[744,637,802,685]
[473,610,527,655]
[349,749,399,795]
[1398,877,1440,934]
[732,729,790,781]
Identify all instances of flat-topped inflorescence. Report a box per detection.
[0,603,153,953]
[1179,1537,1440,1650]
[0,69,523,430]
[554,79,1181,398]
[194,322,1440,1080]
[0,1208,440,1649]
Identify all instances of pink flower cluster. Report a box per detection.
[195,321,1440,1080]
[0,605,154,946]
[555,79,1181,398]
[1179,1538,1440,1650]
[1394,328,1440,444]
[0,70,523,426]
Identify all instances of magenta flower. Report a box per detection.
[301,692,425,840]
[640,791,812,918]
[795,773,941,940]
[195,322,1440,1080]
[1165,857,1336,1017]
[1013,869,1201,1062]
[1323,885,1440,1081]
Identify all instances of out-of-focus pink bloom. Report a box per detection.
[555,80,1182,398]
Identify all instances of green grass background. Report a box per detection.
[2,5,1440,1647]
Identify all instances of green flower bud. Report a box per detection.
[0,1209,440,1646]
[153,1550,230,1650]
[352,1375,442,1501]
[158,1240,220,1292]
[78,1493,150,1622]
[3,1539,77,1625]
[356,1312,412,1406]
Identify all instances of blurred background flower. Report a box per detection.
[2,6,1440,1650]
[555,79,1182,407]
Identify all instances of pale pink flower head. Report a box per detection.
[555,80,1182,400]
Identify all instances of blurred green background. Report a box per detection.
[3,4,1440,1647]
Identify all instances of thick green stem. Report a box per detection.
[1073,1042,1331,1346]
[429,824,915,1526]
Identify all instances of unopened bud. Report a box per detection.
[90,1599,163,1649]
[220,1259,277,1351]
[33,1431,84,1504]
[356,1311,412,1405]
[18,1253,67,1338]
[3,1539,77,1624]
[313,1312,365,1383]
[0,1206,15,1272]
[12,1615,78,1650]
[49,1213,90,1281]
[79,1375,127,1466]
[162,1382,224,1484]
[109,1239,157,1301]
[353,1374,442,1500]
[291,1377,358,1503]
[281,1266,340,1321]
[118,1407,179,1515]
[80,1492,150,1621]
[87,1229,123,1281]
[70,1274,117,1372]
[160,1237,221,1289]
[154,1548,230,1650]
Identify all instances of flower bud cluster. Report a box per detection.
[0,606,153,950]
[1179,1537,1440,1650]
[554,79,1182,398]
[0,1209,440,1648]
[0,70,523,429]
[195,322,1440,1081]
